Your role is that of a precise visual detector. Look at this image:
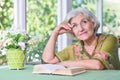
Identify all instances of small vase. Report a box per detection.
[7,49,25,70]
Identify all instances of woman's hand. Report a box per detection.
[57,60,84,68]
[42,22,72,64]
[53,22,72,35]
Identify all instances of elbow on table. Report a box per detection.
[41,56,58,64]
[41,57,51,64]
[41,54,51,63]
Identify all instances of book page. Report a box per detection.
[33,64,65,74]
[41,64,65,71]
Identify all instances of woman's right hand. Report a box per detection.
[53,22,72,35]
[42,22,72,64]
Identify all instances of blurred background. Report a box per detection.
[0,0,120,65]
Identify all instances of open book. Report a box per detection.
[32,64,86,76]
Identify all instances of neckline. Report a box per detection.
[80,34,99,58]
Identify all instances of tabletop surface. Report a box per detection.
[0,65,120,80]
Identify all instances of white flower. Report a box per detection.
[1,49,7,55]
[3,38,13,47]
[18,42,26,50]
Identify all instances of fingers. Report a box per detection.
[53,22,73,35]
[59,22,72,30]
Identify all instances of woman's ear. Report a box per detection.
[91,22,96,33]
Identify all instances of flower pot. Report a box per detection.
[7,49,25,70]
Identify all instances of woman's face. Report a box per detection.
[70,13,95,41]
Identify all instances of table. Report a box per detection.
[0,65,120,80]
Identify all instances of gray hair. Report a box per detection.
[64,8,100,33]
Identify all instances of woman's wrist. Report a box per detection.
[52,29,59,36]
[50,31,58,39]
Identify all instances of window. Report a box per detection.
[0,0,13,29]
[26,0,57,61]
[103,0,120,37]
[0,0,13,65]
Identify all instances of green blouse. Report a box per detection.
[56,34,120,70]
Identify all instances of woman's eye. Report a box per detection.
[81,20,88,26]
[82,20,87,23]
[83,21,87,23]
[71,23,77,28]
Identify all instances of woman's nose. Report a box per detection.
[77,25,84,32]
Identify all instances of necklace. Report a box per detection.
[80,35,99,59]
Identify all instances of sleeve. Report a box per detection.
[93,35,120,69]
[55,45,74,61]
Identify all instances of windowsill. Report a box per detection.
[0,65,8,69]
[0,61,41,69]
[118,48,120,61]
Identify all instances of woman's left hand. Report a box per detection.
[57,60,79,67]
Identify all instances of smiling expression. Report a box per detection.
[70,13,95,41]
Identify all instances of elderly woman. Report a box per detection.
[42,8,120,70]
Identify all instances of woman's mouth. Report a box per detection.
[80,32,87,36]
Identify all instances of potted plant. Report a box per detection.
[2,31,30,69]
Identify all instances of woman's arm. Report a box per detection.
[58,59,104,70]
[42,32,59,64]
[42,22,72,64]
